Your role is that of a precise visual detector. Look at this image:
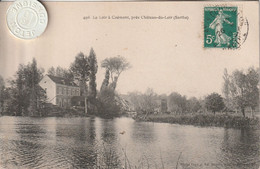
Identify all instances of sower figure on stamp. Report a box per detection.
[209,9,233,47]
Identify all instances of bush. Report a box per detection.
[138,113,259,129]
[97,87,121,117]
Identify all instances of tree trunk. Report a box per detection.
[0,102,2,115]
[250,107,253,117]
[83,79,88,114]
[242,108,245,117]
[85,97,88,114]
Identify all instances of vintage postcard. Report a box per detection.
[0,1,259,169]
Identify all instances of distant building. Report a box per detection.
[39,75,81,108]
[160,99,168,113]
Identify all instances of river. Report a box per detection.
[0,116,259,169]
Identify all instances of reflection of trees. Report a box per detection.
[221,128,259,168]
[131,121,156,144]
[69,118,98,168]
[98,118,121,168]
[55,117,121,168]
[101,119,117,144]
[13,120,46,168]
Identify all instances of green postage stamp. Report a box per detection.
[204,7,237,48]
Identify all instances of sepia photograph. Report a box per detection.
[0,1,259,168]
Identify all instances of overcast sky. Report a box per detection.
[0,2,258,98]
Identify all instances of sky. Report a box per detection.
[0,2,259,98]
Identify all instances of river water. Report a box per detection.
[0,116,259,169]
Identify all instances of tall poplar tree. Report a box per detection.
[88,48,98,99]
[70,52,90,114]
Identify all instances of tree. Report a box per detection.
[0,75,5,114]
[88,48,98,99]
[168,92,187,114]
[245,67,259,114]
[6,59,46,116]
[100,69,110,91]
[187,97,201,113]
[28,58,42,115]
[128,88,159,115]
[47,67,56,76]
[222,67,259,117]
[70,52,90,114]
[205,93,225,114]
[97,87,121,116]
[101,56,131,90]
[47,66,74,81]
[128,91,143,112]
[222,68,235,111]
[141,88,158,114]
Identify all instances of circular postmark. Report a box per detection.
[6,0,48,40]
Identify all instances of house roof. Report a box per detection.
[47,75,78,87]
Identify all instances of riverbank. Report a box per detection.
[135,113,260,129]
[0,107,86,118]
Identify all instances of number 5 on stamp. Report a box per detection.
[204,7,237,48]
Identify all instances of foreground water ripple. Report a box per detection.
[0,116,259,169]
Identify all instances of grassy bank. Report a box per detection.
[135,113,260,129]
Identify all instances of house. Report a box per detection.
[39,75,81,108]
[160,98,168,113]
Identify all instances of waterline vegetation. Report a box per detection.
[0,48,259,129]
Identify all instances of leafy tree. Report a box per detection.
[70,52,90,114]
[127,91,143,112]
[97,87,121,117]
[47,66,74,81]
[6,59,46,116]
[187,97,201,113]
[168,92,187,114]
[128,88,159,115]
[245,67,259,114]
[47,67,56,76]
[205,93,225,114]
[141,88,158,114]
[222,68,235,111]
[101,56,131,90]
[88,48,98,99]
[222,67,259,117]
[1,87,12,114]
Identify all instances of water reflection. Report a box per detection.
[0,116,259,169]
[8,117,47,168]
[221,128,260,169]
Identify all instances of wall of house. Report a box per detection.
[39,76,57,105]
[56,84,80,108]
